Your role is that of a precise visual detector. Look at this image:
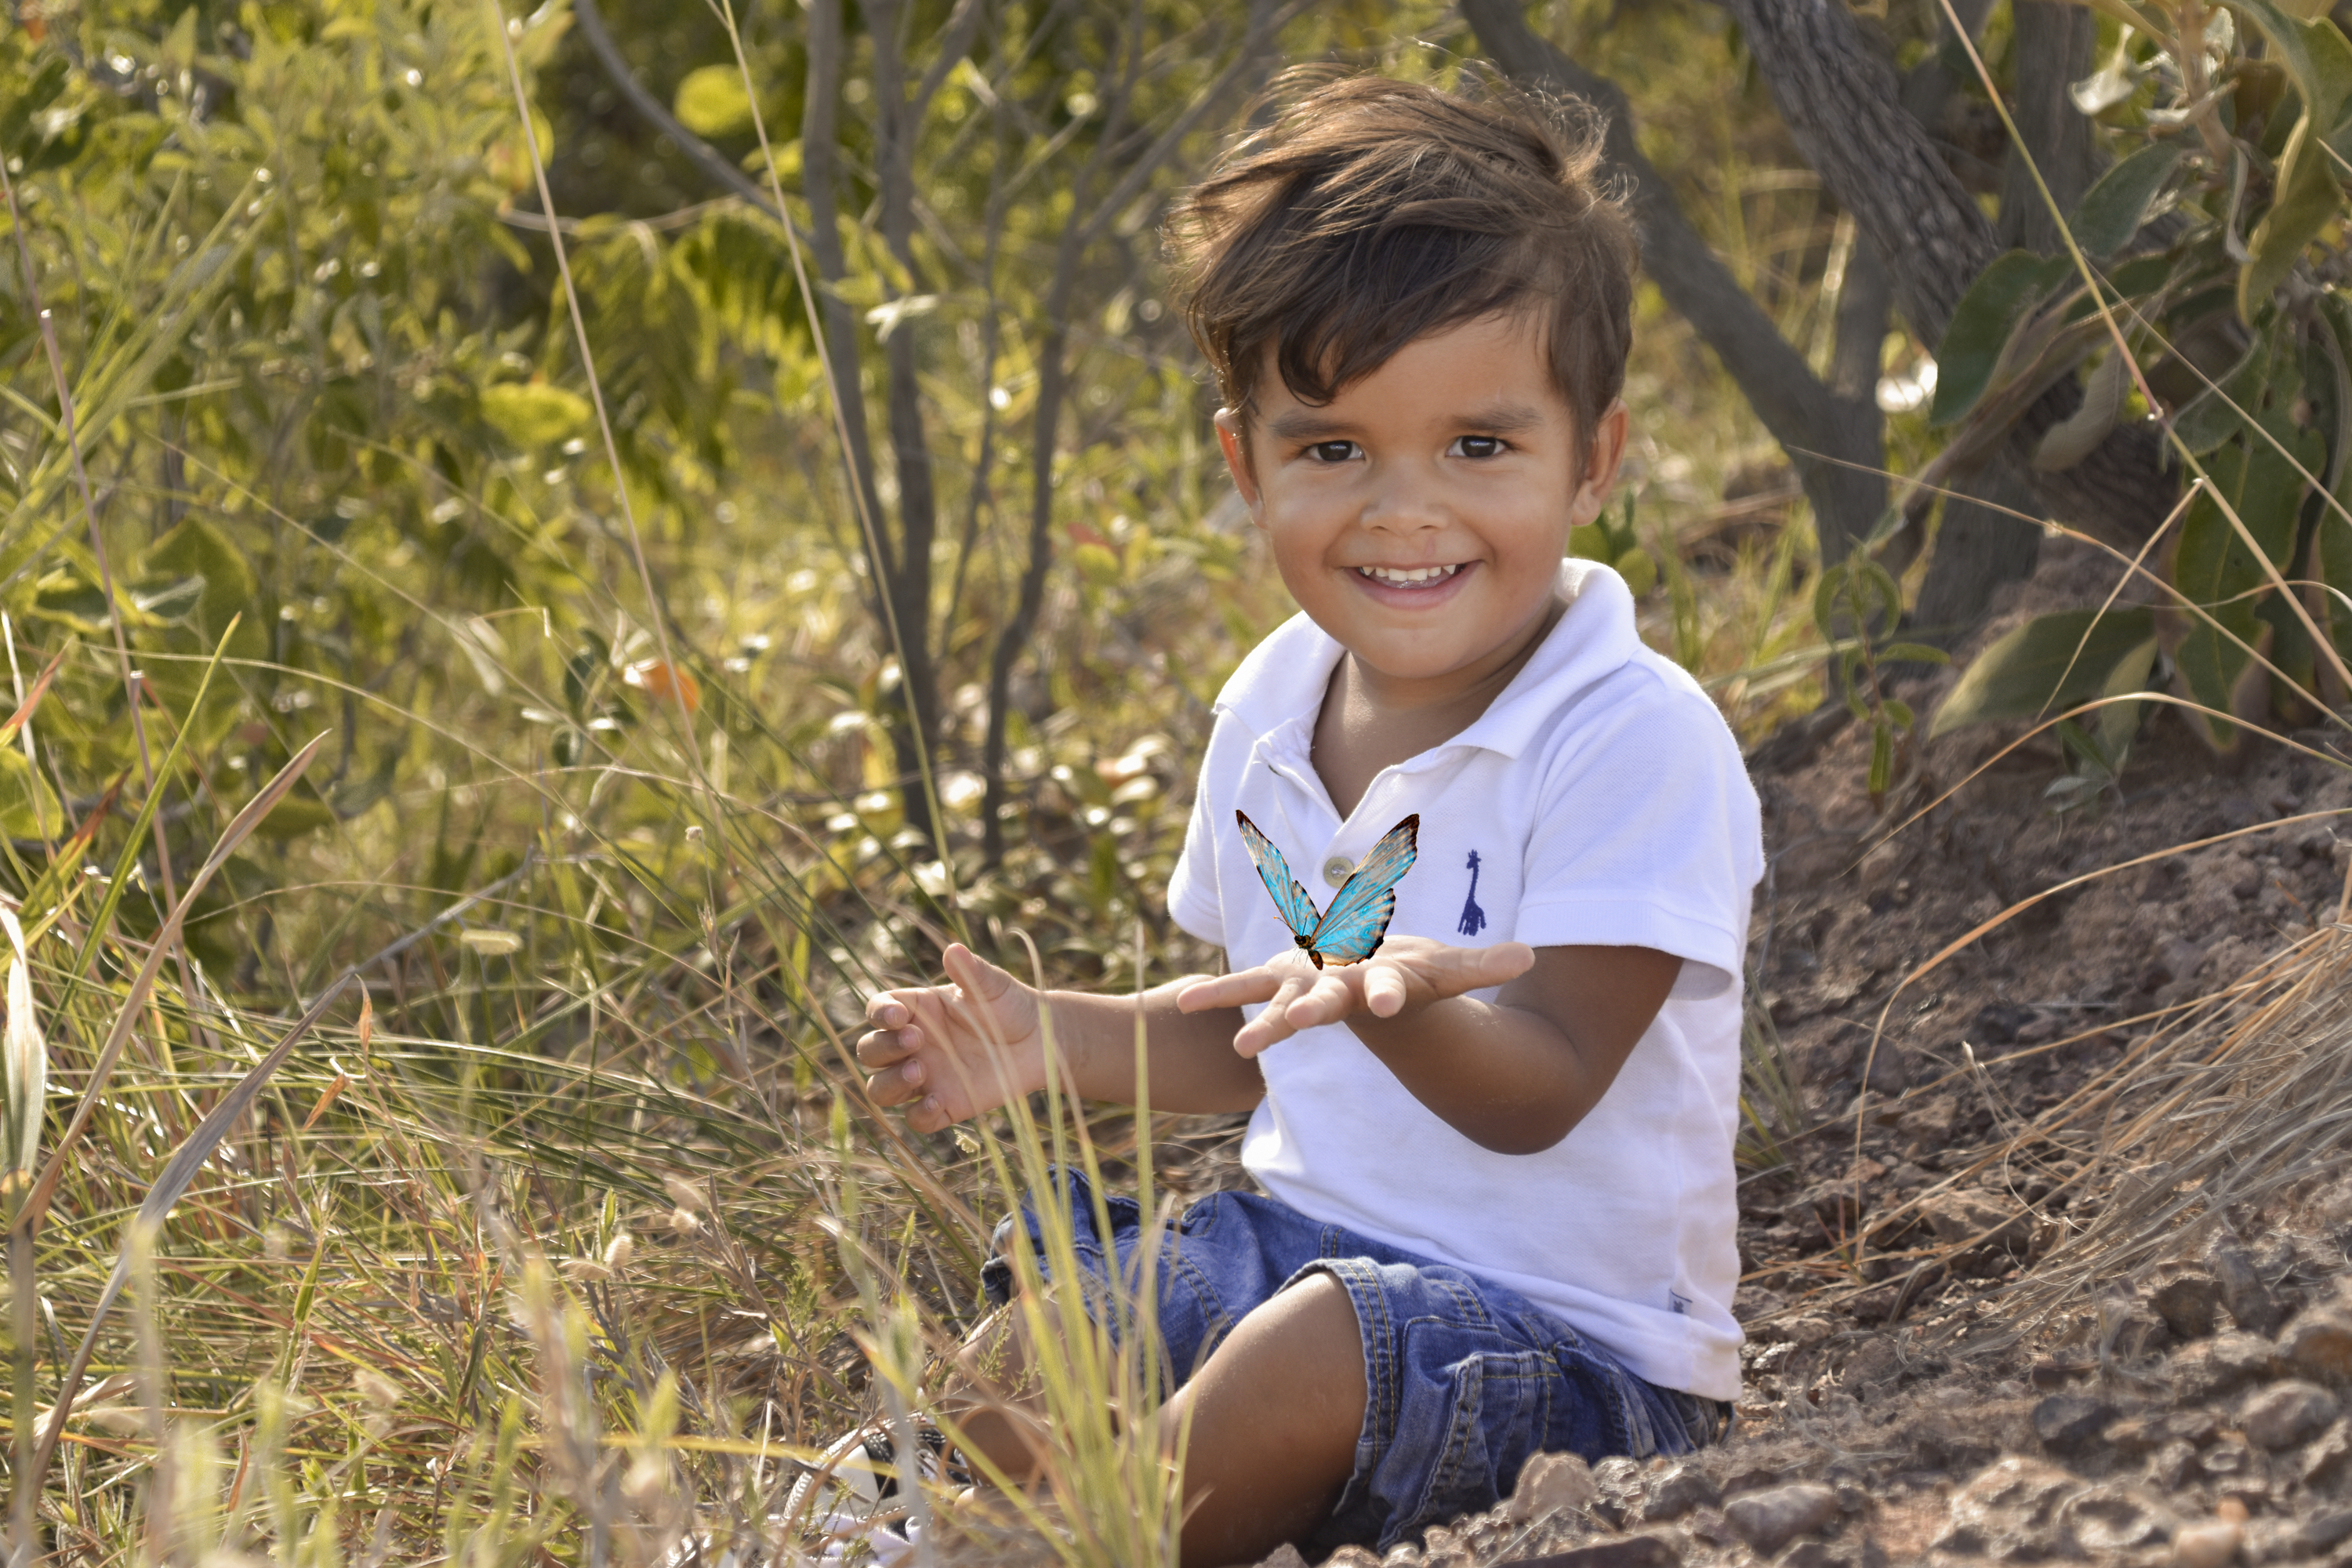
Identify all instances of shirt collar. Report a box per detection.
[1214,559,1642,761]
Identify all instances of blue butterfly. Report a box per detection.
[1235,811,1420,970]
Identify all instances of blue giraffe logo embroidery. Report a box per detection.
[1457,850,1488,937]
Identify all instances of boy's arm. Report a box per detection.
[1177,940,1679,1155]
[856,944,1265,1133]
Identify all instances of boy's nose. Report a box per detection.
[1358,464,1449,534]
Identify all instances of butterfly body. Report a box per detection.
[1236,811,1420,969]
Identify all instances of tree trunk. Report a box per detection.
[1907,0,2100,632]
[1723,0,2179,554]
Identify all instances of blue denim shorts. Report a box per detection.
[979,1169,1729,1552]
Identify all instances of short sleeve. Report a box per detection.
[1165,712,1250,949]
[1513,677,1763,1000]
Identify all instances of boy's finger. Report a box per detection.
[1178,970,1277,1011]
[1363,963,1409,1018]
[854,1027,914,1067]
[866,995,909,1028]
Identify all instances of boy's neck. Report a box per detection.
[1310,593,1565,818]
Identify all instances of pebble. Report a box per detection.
[1504,1450,1598,1523]
[2057,1483,2179,1552]
[1519,1538,1682,1567]
[2212,1240,2285,1336]
[1722,1483,1839,1555]
[2300,1508,2352,1552]
[2169,1519,2241,1568]
[1642,1465,1719,1522]
[2280,1308,2352,1378]
[2241,1379,2339,1450]
[2151,1268,2227,1341]
[2033,1393,2117,1451]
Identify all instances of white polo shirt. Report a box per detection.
[1166,559,1762,1400]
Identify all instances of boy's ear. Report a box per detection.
[1213,408,1266,523]
[1567,401,1632,528]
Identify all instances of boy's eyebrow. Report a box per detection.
[1262,402,1552,443]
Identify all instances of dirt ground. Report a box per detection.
[1257,534,2352,1568]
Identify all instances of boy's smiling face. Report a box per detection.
[1216,312,1628,710]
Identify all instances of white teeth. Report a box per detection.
[1358,564,1461,586]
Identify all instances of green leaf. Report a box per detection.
[1876,643,1953,665]
[2241,108,2350,319]
[480,381,591,449]
[674,64,753,140]
[1928,606,2160,737]
[2096,632,2161,764]
[2171,329,2272,455]
[2071,142,2184,256]
[0,747,63,840]
[1613,546,1658,598]
[2229,0,2352,128]
[251,793,337,840]
[2172,424,2325,742]
[142,518,263,657]
[1930,252,2073,426]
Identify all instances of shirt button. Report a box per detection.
[1320,855,1353,886]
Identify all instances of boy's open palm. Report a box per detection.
[1178,937,1535,1057]
[858,943,1044,1133]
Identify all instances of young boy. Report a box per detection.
[847,71,1762,1566]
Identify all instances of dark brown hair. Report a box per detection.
[1168,69,1637,450]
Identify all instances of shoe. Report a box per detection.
[786,1417,971,1528]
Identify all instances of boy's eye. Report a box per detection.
[1452,436,1506,459]
[1306,441,1359,463]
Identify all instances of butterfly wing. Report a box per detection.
[1235,811,1323,943]
[1306,814,1420,966]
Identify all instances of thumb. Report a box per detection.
[942,942,1022,1009]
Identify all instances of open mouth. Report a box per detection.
[1355,563,1464,587]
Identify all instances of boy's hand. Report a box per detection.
[1174,937,1534,1058]
[857,943,1046,1133]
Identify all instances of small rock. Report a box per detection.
[1381,1547,1421,1568]
[2199,1438,2256,1479]
[1897,1094,1958,1146]
[2059,1483,2179,1552]
[1936,1457,2085,1557]
[1512,1538,1681,1568]
[2211,1240,2285,1336]
[2302,1508,2352,1552]
[2166,1409,2220,1445]
[2281,1307,2352,1379]
[1864,1045,1911,1096]
[2110,1303,2176,1361]
[1846,1286,1898,1324]
[1971,1002,2035,1044]
[1921,1189,2031,1252]
[1506,1450,1599,1523]
[1323,1550,1381,1568]
[1642,1466,1720,1523]
[1783,1314,1836,1347]
[2168,1519,2240,1568]
[2242,1379,2339,1449]
[2300,1417,2352,1486]
[2151,1267,2228,1341]
[2102,1414,2165,1454]
[1722,1483,1840,1555]
[1257,1546,1309,1568]
[2149,1440,2198,1490]
[2034,1393,2118,1451]
[2172,1333,2276,1399]
[1843,1338,1902,1390]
